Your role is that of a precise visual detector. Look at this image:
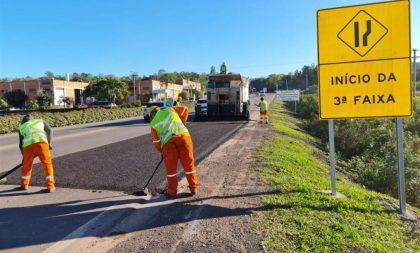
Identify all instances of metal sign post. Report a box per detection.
[396,118,406,214]
[328,120,337,196]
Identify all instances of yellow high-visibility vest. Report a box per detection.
[151,108,189,147]
[19,119,48,148]
[260,101,268,111]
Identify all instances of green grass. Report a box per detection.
[254,100,420,253]
[269,101,316,142]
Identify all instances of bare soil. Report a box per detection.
[108,121,273,253]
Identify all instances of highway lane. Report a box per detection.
[0,93,268,177]
[4,120,247,193]
[0,117,150,173]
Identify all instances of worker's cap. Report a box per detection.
[148,106,160,119]
[260,97,264,100]
[21,114,33,124]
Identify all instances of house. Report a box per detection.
[0,79,89,107]
[129,79,201,103]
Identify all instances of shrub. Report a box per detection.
[4,90,27,108]
[35,89,53,109]
[0,107,143,134]
[284,94,420,206]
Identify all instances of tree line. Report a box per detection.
[0,70,209,89]
[250,64,318,93]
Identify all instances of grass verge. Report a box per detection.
[254,100,420,253]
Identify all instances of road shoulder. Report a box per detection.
[101,120,272,253]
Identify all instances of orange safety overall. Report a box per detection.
[21,142,55,189]
[162,134,197,195]
[151,106,198,196]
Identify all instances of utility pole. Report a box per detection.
[306,74,309,92]
[286,79,288,90]
[414,49,418,97]
[131,71,138,103]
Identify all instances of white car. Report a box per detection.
[143,101,173,123]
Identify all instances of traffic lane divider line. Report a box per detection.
[0,128,115,152]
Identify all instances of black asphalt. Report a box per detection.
[4,121,246,193]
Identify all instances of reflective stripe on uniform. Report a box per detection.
[167,173,177,177]
[153,140,161,143]
[181,107,187,117]
[21,176,30,179]
[185,170,195,175]
[45,176,54,180]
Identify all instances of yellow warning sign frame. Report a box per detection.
[317,0,412,119]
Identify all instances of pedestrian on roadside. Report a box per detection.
[18,114,56,193]
[148,105,198,199]
[255,97,269,124]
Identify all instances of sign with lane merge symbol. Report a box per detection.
[317,0,412,119]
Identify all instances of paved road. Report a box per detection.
[0,117,150,173]
[4,120,247,193]
[0,93,274,253]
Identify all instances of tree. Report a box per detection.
[58,97,72,108]
[42,71,55,80]
[89,77,129,102]
[210,65,216,74]
[35,89,53,109]
[179,91,188,101]
[192,89,201,100]
[198,73,209,92]
[220,62,227,74]
[158,69,166,76]
[3,90,27,108]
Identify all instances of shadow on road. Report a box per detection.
[0,188,394,251]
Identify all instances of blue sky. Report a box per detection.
[0,0,418,79]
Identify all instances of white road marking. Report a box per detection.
[0,128,115,151]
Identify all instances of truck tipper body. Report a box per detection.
[196,73,250,120]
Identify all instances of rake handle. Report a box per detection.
[0,163,23,180]
[142,157,164,189]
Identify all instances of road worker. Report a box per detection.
[148,105,198,199]
[255,97,269,123]
[18,114,56,193]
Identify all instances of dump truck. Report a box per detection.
[196,73,250,120]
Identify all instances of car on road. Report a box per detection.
[258,92,266,98]
[143,101,173,123]
[195,99,208,118]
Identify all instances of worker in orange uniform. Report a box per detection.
[18,115,56,193]
[255,96,269,123]
[148,105,198,199]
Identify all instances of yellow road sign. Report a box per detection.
[317,0,412,119]
[319,58,412,118]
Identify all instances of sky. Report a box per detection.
[0,0,419,79]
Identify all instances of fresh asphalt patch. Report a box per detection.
[2,121,246,193]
